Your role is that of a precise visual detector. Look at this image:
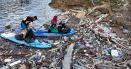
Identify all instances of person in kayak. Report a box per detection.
[51,15,57,27]
[21,16,38,37]
[48,15,58,33]
[15,16,37,43]
[58,21,71,34]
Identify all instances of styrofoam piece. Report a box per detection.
[111,50,119,57]
[9,60,21,66]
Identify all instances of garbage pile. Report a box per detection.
[0,8,131,69]
[0,38,70,69]
[68,9,131,69]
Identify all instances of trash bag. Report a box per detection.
[24,29,36,43]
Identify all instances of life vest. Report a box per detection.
[20,20,29,30]
[48,26,58,33]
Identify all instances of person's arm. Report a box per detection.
[28,22,33,29]
[21,22,27,30]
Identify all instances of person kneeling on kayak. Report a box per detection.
[15,16,37,43]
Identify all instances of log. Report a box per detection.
[9,60,22,67]
[95,14,109,23]
[87,2,112,15]
[0,53,28,57]
[62,43,75,69]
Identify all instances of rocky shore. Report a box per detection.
[0,0,131,69]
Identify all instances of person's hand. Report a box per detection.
[28,22,33,27]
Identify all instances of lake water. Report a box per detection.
[0,0,61,29]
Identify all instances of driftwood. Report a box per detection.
[62,43,75,69]
[89,14,109,30]
[0,60,22,69]
[0,53,28,57]
[48,48,59,52]
[69,9,85,13]
[95,14,109,23]
[87,2,112,15]
[9,60,22,66]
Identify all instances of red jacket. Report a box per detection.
[51,16,57,24]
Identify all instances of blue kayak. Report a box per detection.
[0,32,52,49]
[34,29,76,37]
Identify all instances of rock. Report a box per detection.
[123,29,129,33]
[19,64,27,69]
[84,50,87,52]
[5,25,11,29]
[50,62,56,68]
[70,36,75,41]
[63,36,69,41]
[40,67,48,69]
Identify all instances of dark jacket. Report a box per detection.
[20,20,29,30]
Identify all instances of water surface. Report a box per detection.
[0,0,61,28]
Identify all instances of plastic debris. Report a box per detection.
[4,59,12,62]
[111,49,119,57]
[9,60,22,66]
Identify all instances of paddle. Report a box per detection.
[35,14,63,30]
[34,12,70,31]
[37,21,50,31]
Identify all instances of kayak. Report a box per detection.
[14,28,76,37]
[0,32,52,49]
[34,29,76,37]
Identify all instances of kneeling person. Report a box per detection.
[15,16,37,43]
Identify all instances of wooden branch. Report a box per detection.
[87,2,111,15]
[0,53,28,57]
[62,43,75,69]
[95,14,109,23]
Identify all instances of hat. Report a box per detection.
[26,16,38,22]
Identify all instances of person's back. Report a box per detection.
[58,22,70,34]
[20,20,29,30]
[51,16,57,24]
[50,16,57,28]
[21,16,38,31]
